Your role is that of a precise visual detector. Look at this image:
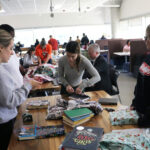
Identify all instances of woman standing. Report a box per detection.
[0,29,40,150]
[58,41,100,95]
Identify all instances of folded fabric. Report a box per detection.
[110,109,139,125]
[100,128,150,150]
[26,64,56,83]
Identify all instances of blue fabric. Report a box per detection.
[109,109,139,125]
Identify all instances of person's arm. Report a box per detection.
[44,54,51,64]
[44,45,52,64]
[0,79,32,109]
[35,46,42,65]
[78,56,101,90]
[37,56,42,65]
[58,57,70,87]
[0,72,41,109]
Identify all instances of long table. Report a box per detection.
[8,90,137,150]
[32,82,60,91]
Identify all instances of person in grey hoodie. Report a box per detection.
[0,29,40,150]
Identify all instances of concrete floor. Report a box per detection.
[117,72,137,106]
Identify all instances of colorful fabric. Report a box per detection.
[26,64,56,83]
[110,109,139,125]
[100,128,150,150]
[46,98,103,120]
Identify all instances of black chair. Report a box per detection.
[109,64,122,103]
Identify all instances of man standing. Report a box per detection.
[48,35,58,56]
[81,33,89,50]
[36,39,52,65]
[83,43,112,94]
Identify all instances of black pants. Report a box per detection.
[0,118,16,150]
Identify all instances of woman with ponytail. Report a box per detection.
[58,41,100,95]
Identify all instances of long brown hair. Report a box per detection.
[66,41,80,71]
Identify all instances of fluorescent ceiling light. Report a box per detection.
[101,5,120,7]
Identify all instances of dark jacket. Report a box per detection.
[83,55,112,94]
[81,36,89,45]
[132,54,150,114]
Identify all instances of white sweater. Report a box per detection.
[0,66,32,124]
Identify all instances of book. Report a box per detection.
[61,126,104,150]
[18,124,65,140]
[69,93,90,101]
[98,98,118,105]
[64,108,93,120]
[18,125,36,140]
[65,113,92,122]
[63,114,94,127]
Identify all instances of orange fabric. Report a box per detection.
[35,44,52,62]
[48,38,58,50]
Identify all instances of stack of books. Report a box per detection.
[18,124,65,140]
[60,126,104,150]
[63,108,94,127]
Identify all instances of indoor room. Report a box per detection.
[0,0,150,150]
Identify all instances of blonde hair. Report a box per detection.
[0,29,13,48]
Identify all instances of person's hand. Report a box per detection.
[29,80,42,89]
[66,85,74,93]
[75,87,82,95]
[38,63,42,66]
[130,106,135,110]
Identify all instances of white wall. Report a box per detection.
[120,0,150,20]
[0,10,107,29]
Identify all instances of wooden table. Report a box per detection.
[32,82,60,91]
[8,90,137,150]
[20,47,30,51]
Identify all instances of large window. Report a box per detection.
[119,15,150,39]
[14,24,111,47]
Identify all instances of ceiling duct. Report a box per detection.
[50,0,54,18]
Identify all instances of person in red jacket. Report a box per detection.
[35,39,52,65]
[48,35,58,56]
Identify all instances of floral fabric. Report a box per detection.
[100,128,150,150]
[110,109,139,125]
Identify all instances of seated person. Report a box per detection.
[83,44,113,94]
[123,40,130,52]
[23,45,37,68]
[15,41,24,53]
[131,24,150,127]
[35,39,52,65]
[58,41,100,95]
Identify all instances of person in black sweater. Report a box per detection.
[83,43,113,94]
[81,33,89,50]
[131,24,150,127]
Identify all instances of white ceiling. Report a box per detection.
[0,0,122,15]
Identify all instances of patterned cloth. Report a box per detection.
[46,98,103,120]
[110,109,139,125]
[26,64,56,83]
[100,128,150,150]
